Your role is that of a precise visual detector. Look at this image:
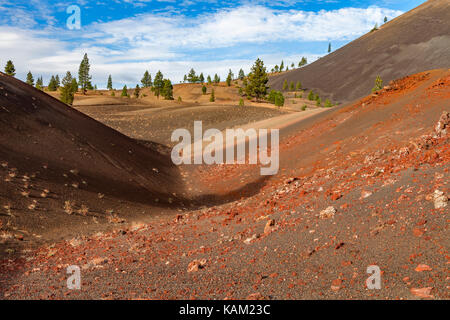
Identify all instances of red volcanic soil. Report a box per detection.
[0,70,449,300]
[269,0,450,104]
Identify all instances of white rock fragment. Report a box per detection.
[319,206,337,219]
[433,190,448,209]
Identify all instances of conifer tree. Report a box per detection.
[48,76,57,91]
[55,75,60,88]
[226,69,233,87]
[36,76,43,90]
[199,73,205,84]
[187,68,197,83]
[153,71,164,98]
[4,60,15,76]
[141,71,152,88]
[290,81,295,91]
[210,89,215,102]
[372,76,383,92]
[121,85,128,97]
[60,71,75,106]
[207,75,212,85]
[328,43,332,53]
[202,85,207,95]
[280,60,284,72]
[134,84,140,98]
[214,74,220,84]
[162,79,174,100]
[78,53,92,95]
[238,69,245,80]
[107,75,113,90]
[245,58,269,101]
[296,81,302,90]
[26,71,34,86]
[71,78,78,93]
[298,57,307,67]
[282,79,288,91]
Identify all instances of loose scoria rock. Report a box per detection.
[320,206,337,219]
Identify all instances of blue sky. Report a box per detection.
[0,0,426,88]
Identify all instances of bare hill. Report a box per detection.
[269,0,450,104]
[0,72,184,242]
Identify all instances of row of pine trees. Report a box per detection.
[4,55,333,108]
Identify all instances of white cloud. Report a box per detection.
[0,5,403,87]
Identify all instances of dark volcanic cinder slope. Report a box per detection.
[269,0,450,104]
[0,72,184,242]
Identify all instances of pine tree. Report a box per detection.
[308,90,315,101]
[78,53,92,95]
[153,71,164,98]
[275,93,284,107]
[141,71,152,88]
[328,43,332,53]
[187,68,197,83]
[274,65,279,73]
[202,85,207,95]
[384,16,388,23]
[207,75,212,85]
[214,74,220,84]
[280,60,284,72]
[60,71,75,106]
[239,98,244,107]
[282,80,288,91]
[55,75,60,88]
[134,84,140,98]
[121,85,128,97]
[210,89,215,102]
[199,73,205,84]
[298,57,307,67]
[296,81,302,90]
[226,69,233,87]
[372,76,383,92]
[183,75,188,83]
[107,75,113,90]
[48,76,57,91]
[4,60,15,76]
[162,79,174,100]
[26,71,34,86]
[36,76,43,90]
[246,58,269,101]
[71,78,78,93]
[324,99,333,108]
[290,81,295,91]
[238,69,245,80]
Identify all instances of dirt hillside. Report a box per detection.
[1,69,447,300]
[0,72,184,248]
[269,0,450,104]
